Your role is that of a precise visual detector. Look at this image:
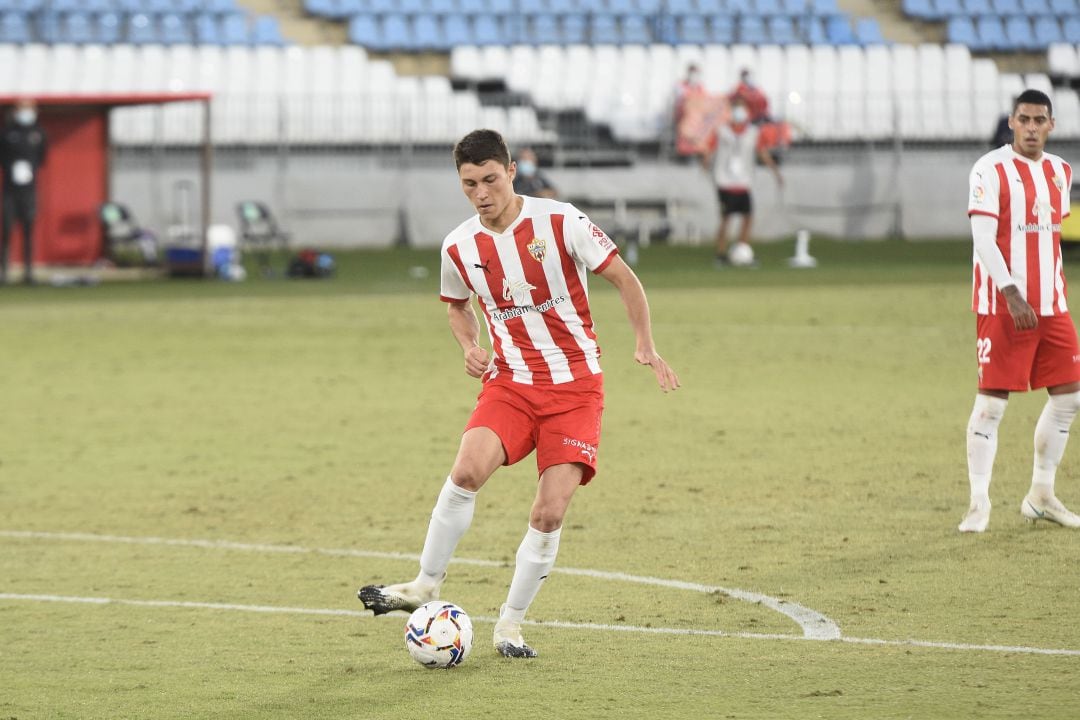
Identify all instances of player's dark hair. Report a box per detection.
[453,129,511,170]
[1013,89,1053,117]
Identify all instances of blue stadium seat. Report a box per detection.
[159,13,192,44]
[1064,15,1080,42]
[36,11,61,43]
[304,0,335,18]
[590,13,619,42]
[459,0,486,11]
[655,13,677,42]
[697,0,724,14]
[677,14,708,43]
[710,14,735,43]
[174,0,203,13]
[97,11,122,43]
[739,15,768,43]
[767,16,798,43]
[64,11,96,43]
[825,14,857,43]
[81,0,112,13]
[413,14,442,50]
[1021,0,1051,13]
[195,12,221,43]
[397,0,425,13]
[665,0,698,15]
[0,11,31,43]
[366,0,399,15]
[727,0,752,13]
[562,13,588,43]
[145,0,175,13]
[963,0,992,15]
[1033,15,1063,45]
[205,0,237,13]
[621,14,652,42]
[946,15,979,47]
[428,0,458,12]
[605,0,635,15]
[252,14,285,44]
[803,15,827,42]
[1049,0,1077,15]
[126,13,158,44]
[854,17,886,44]
[990,0,1023,15]
[443,13,472,44]
[348,13,379,45]
[472,14,507,44]
[546,0,578,13]
[780,0,807,16]
[901,0,936,20]
[1005,15,1038,50]
[528,13,562,44]
[219,12,249,44]
[976,15,1011,50]
[49,0,80,13]
[488,0,515,13]
[934,0,963,18]
[636,0,663,14]
[379,13,411,50]
[518,0,546,12]
[755,0,782,16]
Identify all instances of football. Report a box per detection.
[404,601,473,669]
[728,241,756,267]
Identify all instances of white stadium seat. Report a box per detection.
[1053,87,1080,138]
[450,45,482,82]
[1047,43,1080,79]
[836,46,866,139]
[863,45,894,139]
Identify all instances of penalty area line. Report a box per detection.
[1,593,1079,657]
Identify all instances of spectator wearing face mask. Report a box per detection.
[1,98,47,285]
[731,68,771,125]
[674,63,722,161]
[703,97,782,267]
[512,147,558,199]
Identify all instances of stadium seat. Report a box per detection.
[472,14,506,45]
[1005,16,1038,51]
[126,13,158,44]
[1064,16,1080,43]
[1021,0,1051,13]
[220,13,249,44]
[901,0,936,20]
[780,0,807,16]
[397,0,426,12]
[755,0,783,17]
[379,14,412,51]
[976,16,1010,51]
[1033,16,1063,47]
[935,0,963,18]
[1049,0,1077,15]
[35,11,60,43]
[160,13,193,45]
[697,0,723,13]
[1047,42,1080,77]
[591,14,620,43]
[854,17,886,44]
[63,11,96,44]
[561,14,587,44]
[252,15,286,45]
[728,0,753,13]
[963,0,992,14]
[348,14,378,47]
[739,16,769,44]
[1053,86,1080,137]
[825,15,857,44]
[195,12,222,44]
[413,14,442,51]
[710,15,735,43]
[810,0,839,16]
[990,0,1024,15]
[768,16,798,45]
[665,0,698,15]
[428,0,457,11]
[621,15,652,43]
[947,16,979,47]
[529,14,562,44]
[803,16,827,43]
[444,15,474,48]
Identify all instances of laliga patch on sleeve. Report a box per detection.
[971,184,986,204]
[588,221,616,251]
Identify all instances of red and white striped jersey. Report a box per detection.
[968,144,1073,316]
[440,196,619,385]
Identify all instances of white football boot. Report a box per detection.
[358,574,444,616]
[958,500,991,533]
[1020,492,1080,528]
[493,604,537,658]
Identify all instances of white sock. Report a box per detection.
[503,525,562,622]
[1032,392,1080,495]
[416,476,477,586]
[967,394,1008,505]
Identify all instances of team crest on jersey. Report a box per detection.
[1054,174,1065,191]
[526,237,547,263]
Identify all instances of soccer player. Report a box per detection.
[705,96,782,268]
[358,129,679,657]
[960,89,1080,533]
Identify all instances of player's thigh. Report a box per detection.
[976,313,1039,392]
[450,426,508,491]
[460,381,537,486]
[1031,314,1080,390]
[535,383,604,486]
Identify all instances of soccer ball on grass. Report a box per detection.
[404,601,473,669]
[728,241,756,267]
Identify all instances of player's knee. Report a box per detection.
[529,505,565,533]
[1050,390,1080,415]
[448,463,488,492]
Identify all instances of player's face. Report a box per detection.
[1009,103,1054,160]
[459,159,518,228]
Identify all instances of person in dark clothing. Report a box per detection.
[1,99,47,285]
[511,147,557,199]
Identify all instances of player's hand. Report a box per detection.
[464,346,491,378]
[1003,286,1037,330]
[635,349,680,392]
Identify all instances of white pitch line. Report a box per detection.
[2,593,1079,657]
[0,529,840,640]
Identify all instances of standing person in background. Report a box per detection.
[705,96,782,267]
[960,89,1080,533]
[357,129,679,658]
[674,63,721,161]
[0,98,47,286]
[512,147,557,199]
[731,68,770,124]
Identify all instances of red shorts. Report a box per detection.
[464,374,604,484]
[976,312,1080,391]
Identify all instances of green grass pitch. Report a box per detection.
[2,239,1079,719]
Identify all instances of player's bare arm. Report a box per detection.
[1002,285,1038,331]
[598,255,681,392]
[447,300,490,378]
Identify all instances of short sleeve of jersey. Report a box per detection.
[968,159,1000,219]
[440,241,471,303]
[1064,162,1073,219]
[563,206,619,273]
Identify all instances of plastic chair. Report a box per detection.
[236,200,290,276]
[100,202,160,268]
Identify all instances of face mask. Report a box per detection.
[731,107,749,124]
[14,109,36,125]
[741,74,754,87]
[517,160,537,177]
[688,72,701,85]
